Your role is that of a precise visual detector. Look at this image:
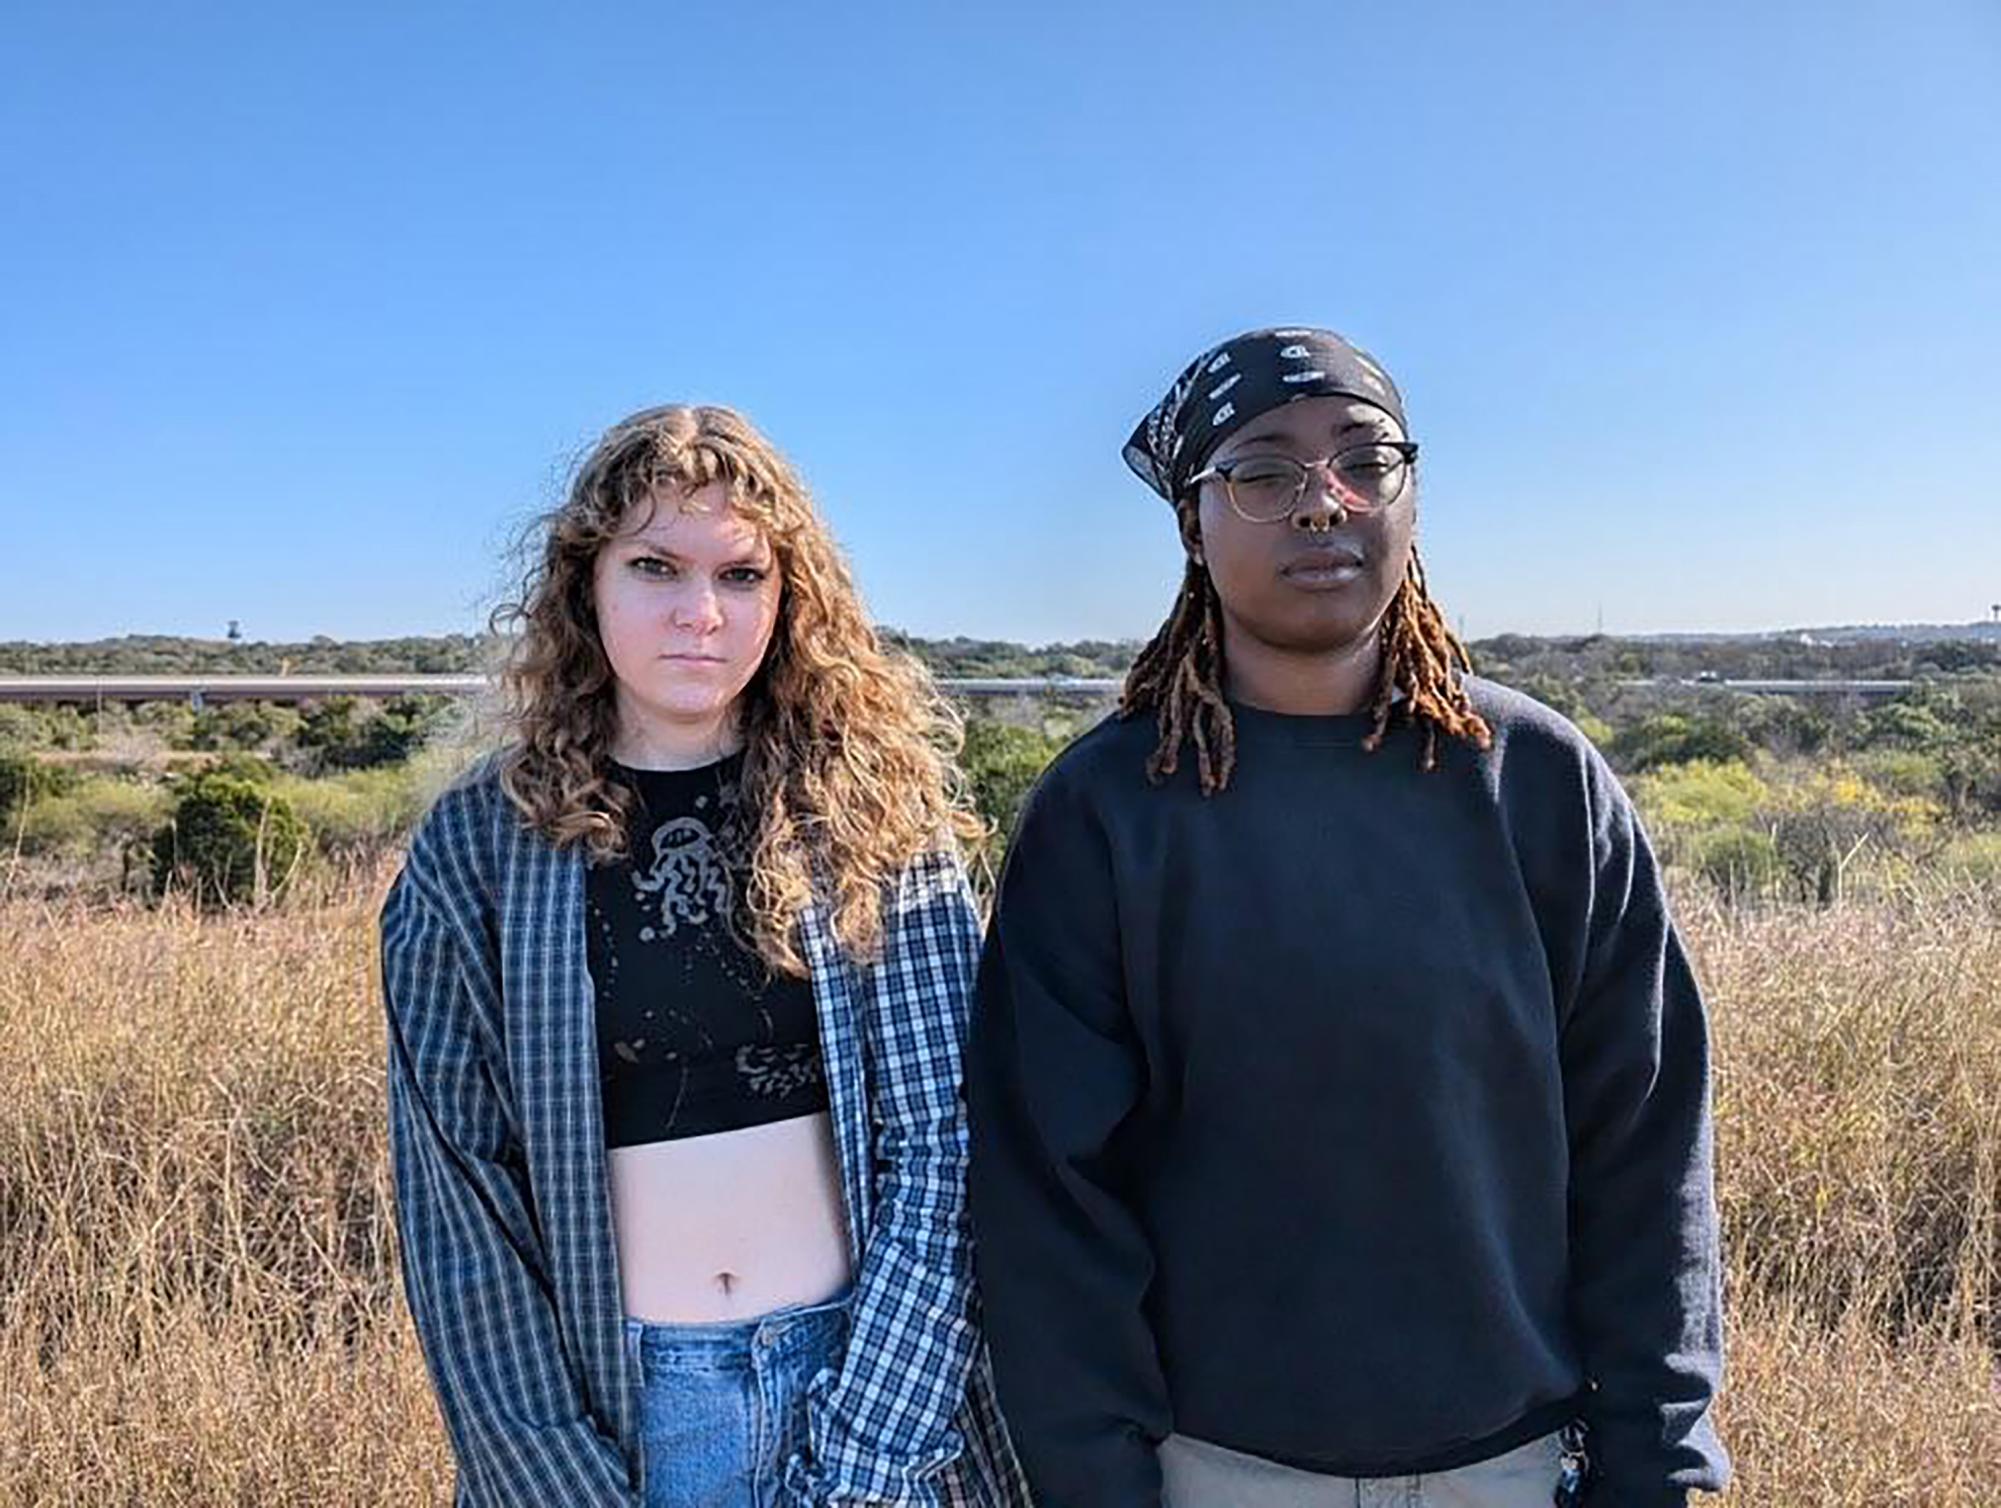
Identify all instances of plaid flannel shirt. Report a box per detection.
[379,762,1032,1507]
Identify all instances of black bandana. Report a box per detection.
[1122,326,1409,504]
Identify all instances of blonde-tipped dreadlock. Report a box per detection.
[1119,539,1492,795]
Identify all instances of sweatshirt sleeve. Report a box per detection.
[966,764,1171,1508]
[1560,751,1731,1505]
[380,860,640,1508]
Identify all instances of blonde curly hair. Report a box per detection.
[489,403,981,975]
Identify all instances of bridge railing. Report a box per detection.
[0,673,1923,706]
[0,674,1127,706]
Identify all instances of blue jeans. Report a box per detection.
[624,1289,852,1508]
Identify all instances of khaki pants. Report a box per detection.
[1159,1427,1569,1508]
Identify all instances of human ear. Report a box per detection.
[1176,504,1205,567]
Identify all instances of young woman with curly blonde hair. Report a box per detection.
[380,404,1028,1508]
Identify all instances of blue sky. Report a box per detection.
[4,2,1998,645]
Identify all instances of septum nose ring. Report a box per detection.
[1299,470,1354,529]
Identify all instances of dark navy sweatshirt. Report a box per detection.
[965,678,1728,1506]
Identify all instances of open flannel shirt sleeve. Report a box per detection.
[380,842,641,1508]
[783,850,996,1505]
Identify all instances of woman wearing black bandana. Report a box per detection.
[966,328,1730,1506]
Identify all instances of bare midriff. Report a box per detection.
[607,1111,854,1322]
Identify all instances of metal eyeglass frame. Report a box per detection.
[1184,440,1420,523]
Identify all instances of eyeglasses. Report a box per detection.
[1186,441,1419,524]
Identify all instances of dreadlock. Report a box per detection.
[1119,536,1493,795]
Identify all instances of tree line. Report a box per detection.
[6,626,1997,683]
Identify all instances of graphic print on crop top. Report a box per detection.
[586,753,828,1149]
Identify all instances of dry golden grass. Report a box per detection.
[1,874,1996,1504]
[1688,887,2001,1505]
[0,881,453,1504]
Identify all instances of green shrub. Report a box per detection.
[36,705,95,751]
[361,696,453,766]
[1572,711,1616,750]
[1940,740,2001,820]
[296,698,364,769]
[13,778,172,859]
[272,765,428,855]
[1690,826,1783,899]
[959,721,1063,854]
[297,695,451,772]
[1850,748,1946,804]
[1740,696,1833,757]
[1762,765,1942,907]
[0,749,79,817]
[1861,696,1955,751]
[0,706,47,747]
[150,773,311,906]
[132,700,197,748]
[1630,759,1770,833]
[206,751,281,785]
[189,702,287,753]
[1629,760,1783,901]
[1610,713,1754,773]
[1937,831,2001,887]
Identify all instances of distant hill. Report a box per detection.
[1632,622,2001,646]
[0,632,1137,680]
[0,634,493,677]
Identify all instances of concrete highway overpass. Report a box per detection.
[0,674,1127,706]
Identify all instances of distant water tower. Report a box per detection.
[227,619,243,643]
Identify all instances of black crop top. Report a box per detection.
[585,753,829,1149]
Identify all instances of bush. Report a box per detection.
[1937,831,2001,888]
[1630,761,1781,901]
[12,778,172,862]
[959,721,1063,855]
[1572,711,1616,750]
[0,706,49,747]
[206,751,281,785]
[1862,697,1955,751]
[1763,765,1943,907]
[1630,759,1770,833]
[1610,713,1754,773]
[1850,748,1946,804]
[189,702,289,753]
[272,766,428,856]
[356,696,452,767]
[296,698,365,769]
[297,695,450,772]
[150,773,311,906]
[1690,826,1783,899]
[1512,674,1597,724]
[1940,740,2001,821]
[36,705,95,751]
[1740,696,1832,757]
[132,700,197,748]
[0,749,79,817]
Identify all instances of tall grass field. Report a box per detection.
[2,871,1996,1504]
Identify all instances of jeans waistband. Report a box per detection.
[623,1287,852,1372]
